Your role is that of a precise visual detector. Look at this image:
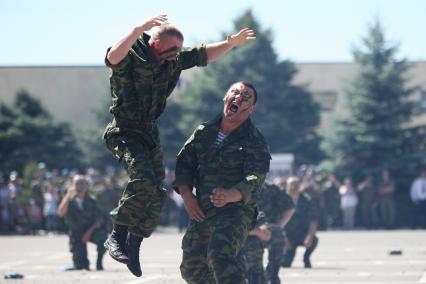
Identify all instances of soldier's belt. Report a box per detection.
[113,117,156,131]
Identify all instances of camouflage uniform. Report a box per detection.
[64,195,107,269]
[258,182,295,284]
[238,212,268,284]
[174,115,271,284]
[104,33,208,238]
[282,192,319,268]
[377,179,396,228]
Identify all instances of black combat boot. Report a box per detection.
[126,234,143,277]
[266,263,281,284]
[104,224,129,264]
[96,245,105,271]
[96,253,104,271]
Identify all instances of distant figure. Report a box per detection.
[238,212,271,284]
[322,175,341,228]
[258,182,295,283]
[43,183,59,233]
[27,199,43,234]
[410,169,426,229]
[282,176,319,269]
[339,178,358,229]
[357,175,377,229]
[58,175,107,270]
[377,170,395,229]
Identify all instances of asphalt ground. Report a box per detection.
[1,229,426,284]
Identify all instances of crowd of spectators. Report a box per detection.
[1,163,425,235]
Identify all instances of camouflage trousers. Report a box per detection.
[265,227,285,283]
[378,196,395,228]
[239,235,266,284]
[105,132,166,238]
[69,228,107,269]
[180,208,254,284]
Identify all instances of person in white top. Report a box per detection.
[339,178,358,229]
[410,169,426,228]
[44,184,59,233]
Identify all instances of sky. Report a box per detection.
[1,0,425,66]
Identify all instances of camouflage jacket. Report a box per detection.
[104,33,208,137]
[258,182,295,224]
[174,115,271,218]
[285,192,318,242]
[65,194,104,236]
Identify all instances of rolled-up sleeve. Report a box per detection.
[177,44,208,70]
[232,142,271,205]
[104,47,132,71]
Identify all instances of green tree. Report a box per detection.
[322,19,417,181]
[179,10,322,165]
[77,92,118,171]
[158,99,186,168]
[0,90,85,174]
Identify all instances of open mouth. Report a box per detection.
[229,103,239,114]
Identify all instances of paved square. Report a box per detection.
[1,230,426,283]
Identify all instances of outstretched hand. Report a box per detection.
[139,14,168,32]
[228,28,256,47]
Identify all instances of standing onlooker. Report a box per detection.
[0,175,12,233]
[27,199,43,234]
[322,175,341,228]
[377,170,396,229]
[8,171,22,200]
[410,169,426,229]
[339,178,358,229]
[357,175,377,229]
[44,183,59,233]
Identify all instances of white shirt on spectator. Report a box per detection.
[410,177,426,203]
[44,192,58,216]
[340,185,358,208]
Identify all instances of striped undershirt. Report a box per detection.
[212,130,227,149]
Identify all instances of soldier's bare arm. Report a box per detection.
[107,14,168,65]
[179,185,205,222]
[277,208,295,229]
[57,184,75,217]
[249,227,271,241]
[205,28,256,63]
